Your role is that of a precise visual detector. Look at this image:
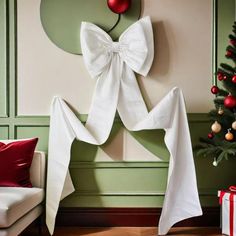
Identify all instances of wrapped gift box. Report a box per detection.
[218,190,236,236]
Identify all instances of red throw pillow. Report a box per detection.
[0,138,38,187]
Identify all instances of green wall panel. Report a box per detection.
[15,126,49,152]
[200,196,219,207]
[0,0,7,117]
[189,121,211,145]
[70,167,168,194]
[130,129,169,161]
[60,194,219,208]
[70,123,123,162]
[0,126,9,139]
[61,194,166,208]
[40,0,141,54]
[71,140,98,162]
[217,0,235,68]
[196,157,236,192]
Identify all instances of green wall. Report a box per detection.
[1,0,236,208]
[217,0,235,69]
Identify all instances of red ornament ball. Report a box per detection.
[107,0,131,14]
[226,50,233,57]
[208,132,214,139]
[230,39,236,45]
[217,72,223,81]
[224,95,236,109]
[223,75,227,80]
[211,85,219,94]
[232,75,236,83]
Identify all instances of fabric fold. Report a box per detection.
[46,16,202,235]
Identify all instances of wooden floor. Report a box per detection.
[21,227,222,236]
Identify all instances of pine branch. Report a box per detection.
[209,108,235,124]
[217,88,228,97]
[213,97,224,107]
[227,45,236,53]
[222,80,236,95]
[216,151,227,164]
[220,63,235,74]
[229,34,236,41]
[233,27,236,34]
[194,138,236,165]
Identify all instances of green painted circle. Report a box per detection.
[40,0,141,55]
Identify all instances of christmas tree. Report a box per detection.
[195,22,236,166]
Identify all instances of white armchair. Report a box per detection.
[0,150,46,236]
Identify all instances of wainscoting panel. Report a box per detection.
[60,194,220,208]
[60,194,166,208]
[69,165,168,194]
[0,126,9,139]
[15,125,49,152]
[0,0,8,117]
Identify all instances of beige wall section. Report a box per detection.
[94,129,161,162]
[17,0,213,115]
[17,0,94,115]
[140,0,213,112]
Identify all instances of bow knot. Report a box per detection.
[80,16,154,78]
[111,42,121,53]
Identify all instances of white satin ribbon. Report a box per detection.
[46,16,202,235]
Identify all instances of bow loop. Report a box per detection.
[80,16,154,78]
[119,17,153,76]
[80,22,113,78]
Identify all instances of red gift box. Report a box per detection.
[219,187,236,236]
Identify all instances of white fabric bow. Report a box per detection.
[81,17,153,78]
[46,16,202,235]
[80,17,154,144]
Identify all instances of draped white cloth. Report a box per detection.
[46,16,202,235]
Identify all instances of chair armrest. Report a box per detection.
[30,151,46,189]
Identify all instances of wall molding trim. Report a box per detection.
[0,0,8,117]
[56,207,220,227]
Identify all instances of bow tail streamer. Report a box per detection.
[46,86,202,235]
[159,89,202,235]
[46,98,76,233]
[117,67,202,235]
[46,56,122,235]
[85,55,122,144]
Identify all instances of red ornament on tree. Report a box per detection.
[230,39,236,46]
[208,132,214,139]
[226,50,233,57]
[217,72,223,81]
[211,85,219,94]
[232,75,236,83]
[224,95,236,108]
[223,75,227,80]
[107,0,131,14]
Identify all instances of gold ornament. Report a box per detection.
[225,129,234,141]
[218,107,224,115]
[232,121,236,130]
[211,121,221,133]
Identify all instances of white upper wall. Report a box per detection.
[140,0,213,113]
[17,0,213,115]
